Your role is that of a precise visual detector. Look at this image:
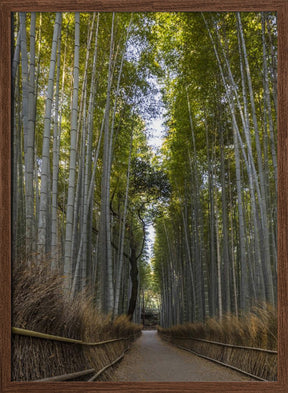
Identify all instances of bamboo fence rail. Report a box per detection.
[12,327,140,381]
[160,334,277,354]
[12,327,135,346]
[159,333,277,381]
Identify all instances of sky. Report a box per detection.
[146,115,165,261]
[147,117,164,150]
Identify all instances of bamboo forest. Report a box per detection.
[11,11,278,382]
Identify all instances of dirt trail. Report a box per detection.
[111,330,253,382]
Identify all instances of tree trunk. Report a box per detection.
[51,28,63,268]
[38,13,62,257]
[98,13,115,314]
[64,12,80,291]
[114,131,133,316]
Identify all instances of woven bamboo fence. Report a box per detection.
[159,333,277,381]
[12,326,141,381]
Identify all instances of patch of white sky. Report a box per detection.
[146,86,166,262]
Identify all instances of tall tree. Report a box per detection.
[64,12,80,291]
[38,13,62,257]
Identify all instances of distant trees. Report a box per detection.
[12,12,161,320]
[12,11,277,325]
[152,12,277,327]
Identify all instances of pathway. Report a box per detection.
[111,330,253,382]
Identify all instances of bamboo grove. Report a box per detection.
[12,12,167,320]
[12,11,277,326]
[152,12,277,327]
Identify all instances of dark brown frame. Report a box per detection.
[1,1,287,392]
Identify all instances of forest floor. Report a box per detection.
[110,330,253,382]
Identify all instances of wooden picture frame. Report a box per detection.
[1,0,287,392]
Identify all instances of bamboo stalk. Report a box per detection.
[35,368,96,382]
[176,344,267,381]
[88,352,125,381]
[160,334,277,354]
[88,345,131,382]
[12,327,134,346]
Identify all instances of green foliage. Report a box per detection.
[13,10,277,327]
[152,11,277,326]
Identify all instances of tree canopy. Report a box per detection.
[12,11,277,325]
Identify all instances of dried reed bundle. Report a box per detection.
[12,261,141,381]
[158,305,277,381]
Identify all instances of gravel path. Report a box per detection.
[111,330,253,382]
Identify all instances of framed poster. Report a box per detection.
[1,0,288,392]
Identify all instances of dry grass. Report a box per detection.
[158,305,277,381]
[12,260,142,381]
